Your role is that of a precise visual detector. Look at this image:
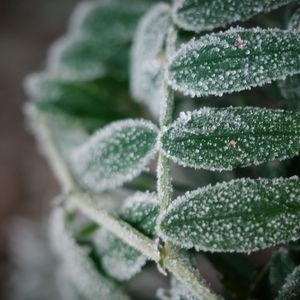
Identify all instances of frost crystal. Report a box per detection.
[49,209,129,300]
[167,27,300,97]
[94,192,159,281]
[161,107,300,171]
[159,177,300,252]
[130,3,171,117]
[70,119,158,192]
[173,0,295,32]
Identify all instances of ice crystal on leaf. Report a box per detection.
[70,119,158,192]
[130,3,171,117]
[159,177,300,252]
[94,192,159,280]
[161,107,300,171]
[167,27,300,97]
[49,208,129,300]
[173,0,295,32]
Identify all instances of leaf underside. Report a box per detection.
[277,264,300,300]
[168,28,300,97]
[159,177,300,252]
[161,107,300,171]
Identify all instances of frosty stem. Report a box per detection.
[157,26,219,300]
[35,97,218,299]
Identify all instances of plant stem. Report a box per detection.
[69,192,160,261]
[33,107,219,299]
[157,27,220,300]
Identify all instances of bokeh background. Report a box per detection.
[0,1,81,298]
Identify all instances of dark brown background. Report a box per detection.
[0,1,81,298]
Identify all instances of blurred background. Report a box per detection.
[0,1,81,298]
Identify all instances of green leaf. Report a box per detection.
[279,9,300,108]
[24,73,128,125]
[70,0,150,43]
[159,176,300,252]
[277,264,300,300]
[288,8,300,31]
[161,107,300,171]
[48,36,129,81]
[70,119,158,192]
[49,208,129,300]
[167,28,300,97]
[95,192,159,281]
[130,3,171,117]
[269,248,295,296]
[172,0,295,32]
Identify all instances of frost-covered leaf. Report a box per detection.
[288,8,300,31]
[157,277,198,300]
[159,176,300,252]
[269,248,295,296]
[70,0,150,43]
[70,119,158,192]
[172,0,295,32]
[279,9,300,107]
[24,73,127,125]
[49,208,129,300]
[130,3,171,117]
[168,28,300,97]
[48,35,128,81]
[161,107,300,171]
[95,192,159,280]
[277,264,300,300]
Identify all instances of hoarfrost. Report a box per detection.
[130,3,171,117]
[161,106,300,171]
[159,176,300,252]
[49,208,129,300]
[70,119,158,192]
[167,27,300,98]
[173,0,295,32]
[94,192,159,280]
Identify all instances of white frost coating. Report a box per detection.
[173,0,295,32]
[159,176,300,253]
[157,277,198,300]
[70,119,159,192]
[69,0,148,42]
[47,35,106,81]
[130,3,171,117]
[24,72,58,100]
[95,229,147,281]
[93,192,158,280]
[167,27,300,98]
[276,264,300,300]
[49,208,129,300]
[160,106,300,171]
